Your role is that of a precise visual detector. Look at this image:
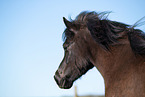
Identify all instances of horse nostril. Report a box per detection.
[60,72,63,77]
[58,70,64,77]
[57,70,62,74]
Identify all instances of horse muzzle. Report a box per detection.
[54,70,73,89]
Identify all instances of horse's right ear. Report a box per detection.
[63,17,74,29]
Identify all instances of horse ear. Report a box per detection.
[63,17,74,29]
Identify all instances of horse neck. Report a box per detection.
[91,38,145,96]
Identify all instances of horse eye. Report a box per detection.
[64,46,67,50]
[63,43,69,50]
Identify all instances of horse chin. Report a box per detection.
[54,75,73,89]
[60,79,73,89]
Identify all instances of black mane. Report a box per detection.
[63,11,145,55]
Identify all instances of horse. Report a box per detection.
[54,11,145,97]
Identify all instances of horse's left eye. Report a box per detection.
[64,46,67,50]
[64,45,68,51]
[63,43,67,50]
[63,43,70,51]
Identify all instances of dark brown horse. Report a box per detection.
[54,11,145,97]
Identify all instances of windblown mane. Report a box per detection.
[63,11,145,55]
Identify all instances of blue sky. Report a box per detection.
[0,0,145,97]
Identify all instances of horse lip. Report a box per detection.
[54,74,73,89]
[60,79,73,89]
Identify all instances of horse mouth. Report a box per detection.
[54,74,73,89]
